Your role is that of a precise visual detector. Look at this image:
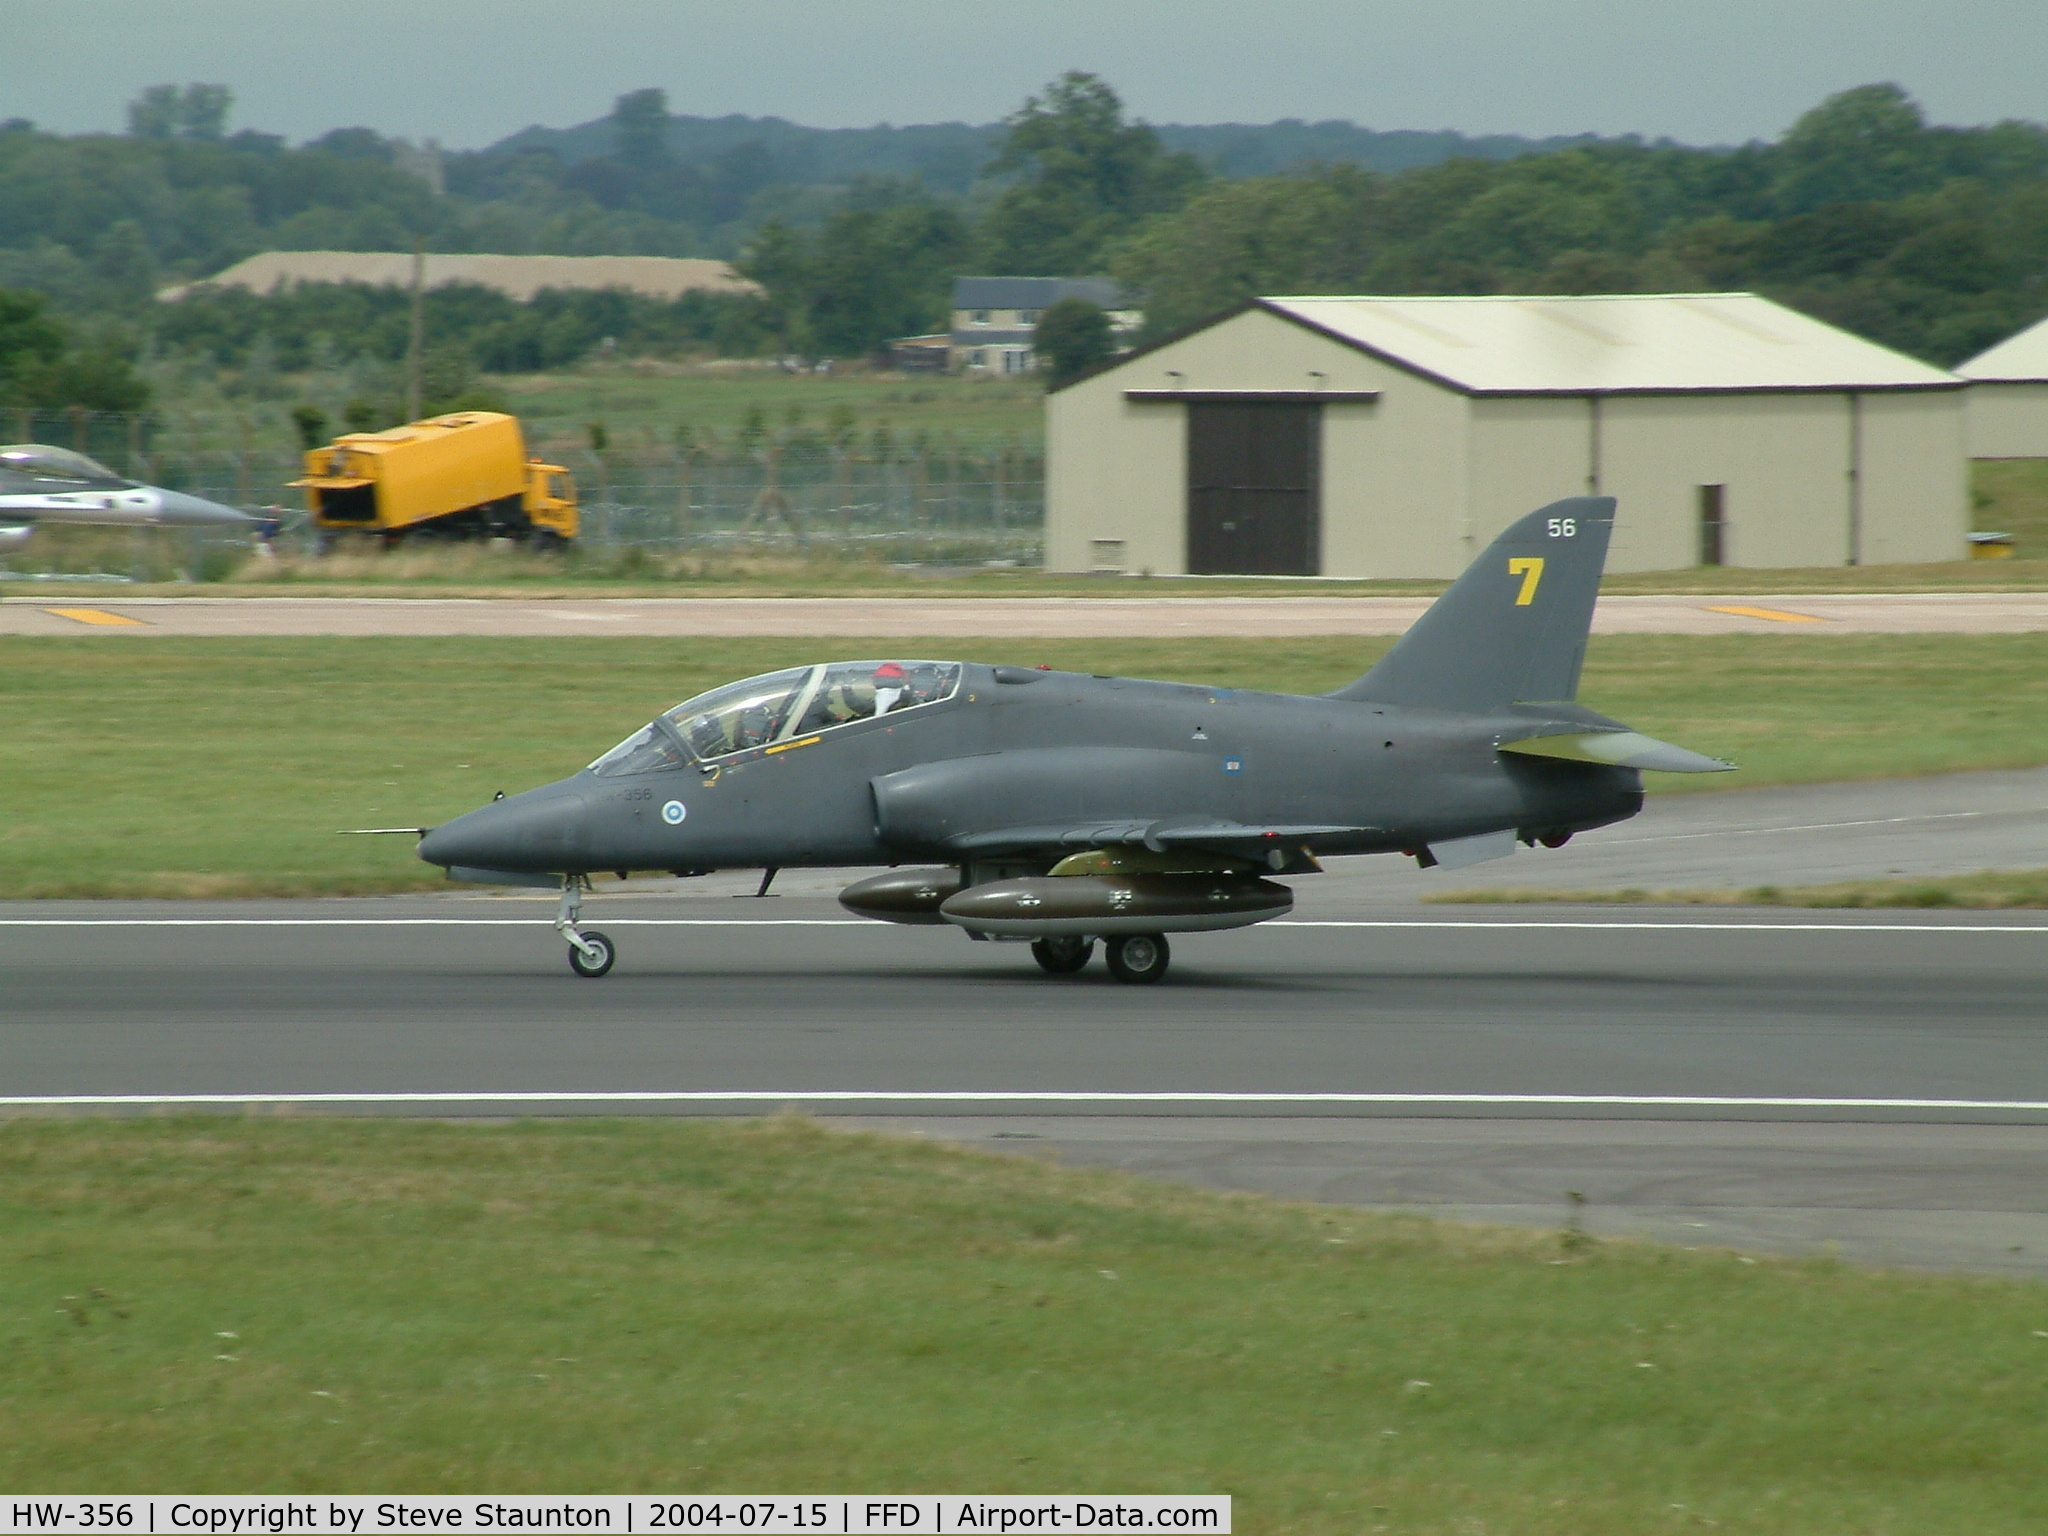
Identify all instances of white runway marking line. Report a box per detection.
[4,1090,2048,1111]
[1594,807,2023,847]
[2,917,2043,933]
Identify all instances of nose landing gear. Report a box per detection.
[555,876,616,978]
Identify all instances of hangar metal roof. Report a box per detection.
[1256,294,1959,396]
[159,251,757,303]
[1956,315,2048,382]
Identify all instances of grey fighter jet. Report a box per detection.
[0,444,255,551]
[411,497,1731,982]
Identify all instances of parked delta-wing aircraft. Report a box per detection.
[0,444,254,550]
[394,497,1732,982]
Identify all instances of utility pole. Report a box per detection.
[404,237,426,422]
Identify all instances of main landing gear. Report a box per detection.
[1104,932,1170,985]
[1029,932,1170,984]
[1031,935,1094,974]
[556,876,616,979]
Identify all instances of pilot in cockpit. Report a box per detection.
[871,661,909,715]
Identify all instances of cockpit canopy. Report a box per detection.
[0,444,122,483]
[589,659,963,777]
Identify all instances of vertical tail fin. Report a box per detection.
[1331,497,1615,710]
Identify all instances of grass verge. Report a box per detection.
[1431,869,2048,908]
[3,1115,2045,1525]
[3,634,2043,899]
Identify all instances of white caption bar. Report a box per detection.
[0,1501,1228,1536]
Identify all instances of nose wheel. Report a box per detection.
[554,876,617,978]
[567,929,615,978]
[1104,932,1170,984]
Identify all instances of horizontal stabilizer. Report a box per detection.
[1429,830,1517,869]
[340,826,429,835]
[1500,731,1734,773]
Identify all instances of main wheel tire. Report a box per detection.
[1105,932,1170,985]
[568,929,616,978]
[1032,936,1094,975]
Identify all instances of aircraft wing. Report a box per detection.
[949,819,1380,855]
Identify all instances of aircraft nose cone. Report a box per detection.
[154,489,256,527]
[418,792,588,872]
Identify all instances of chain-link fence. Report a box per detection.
[2,407,1046,575]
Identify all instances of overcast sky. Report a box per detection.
[9,0,2045,150]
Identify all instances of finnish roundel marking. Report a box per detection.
[661,800,686,825]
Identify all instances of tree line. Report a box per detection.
[1,74,2045,416]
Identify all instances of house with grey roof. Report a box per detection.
[949,277,1140,375]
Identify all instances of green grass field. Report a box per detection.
[3,1116,2045,1525]
[3,634,2043,899]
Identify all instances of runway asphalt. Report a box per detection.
[4,898,2045,1276]
[5,591,2047,635]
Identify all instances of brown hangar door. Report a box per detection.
[1185,401,1321,575]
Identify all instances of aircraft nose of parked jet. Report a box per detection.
[153,488,256,527]
[418,791,588,872]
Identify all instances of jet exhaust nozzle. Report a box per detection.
[155,489,258,528]
[939,873,1293,938]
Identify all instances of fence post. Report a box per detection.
[947,436,961,533]
[234,414,253,508]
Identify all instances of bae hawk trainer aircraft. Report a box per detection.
[0,444,255,550]
[406,497,1731,982]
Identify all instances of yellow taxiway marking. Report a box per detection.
[1703,604,1826,624]
[44,607,147,626]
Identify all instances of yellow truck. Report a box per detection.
[293,411,578,548]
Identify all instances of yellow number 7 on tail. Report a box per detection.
[1508,556,1545,605]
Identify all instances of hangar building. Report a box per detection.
[1045,293,1967,577]
[1957,317,2048,459]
